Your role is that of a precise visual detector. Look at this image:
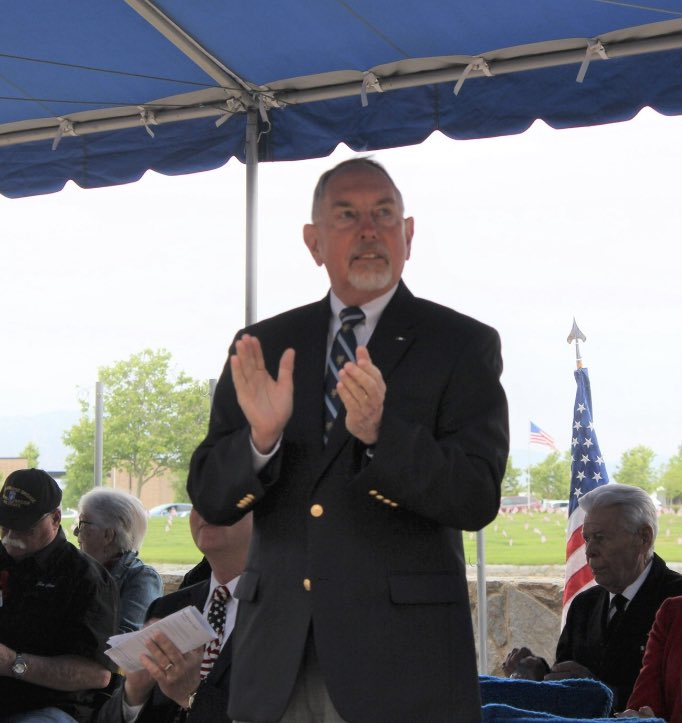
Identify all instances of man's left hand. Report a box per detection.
[544,660,595,680]
[338,346,385,445]
[139,632,203,709]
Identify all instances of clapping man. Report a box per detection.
[188,158,509,723]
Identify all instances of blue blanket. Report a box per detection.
[480,676,613,718]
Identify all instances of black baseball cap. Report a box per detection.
[0,469,62,531]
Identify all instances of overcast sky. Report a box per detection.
[2,107,680,472]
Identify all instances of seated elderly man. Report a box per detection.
[0,469,118,723]
[96,508,252,722]
[503,484,682,711]
[76,488,163,634]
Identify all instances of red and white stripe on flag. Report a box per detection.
[562,505,596,626]
[529,421,557,450]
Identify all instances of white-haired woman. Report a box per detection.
[76,488,163,634]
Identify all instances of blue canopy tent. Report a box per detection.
[0,0,682,189]
[3,1,682,194]
[3,0,682,674]
[3,0,682,313]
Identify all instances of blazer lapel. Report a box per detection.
[366,281,416,378]
[287,296,330,456]
[191,580,211,609]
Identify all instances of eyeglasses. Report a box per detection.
[330,204,401,230]
[73,519,97,536]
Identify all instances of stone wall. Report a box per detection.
[468,577,564,676]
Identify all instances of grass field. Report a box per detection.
[65,515,204,566]
[65,510,682,567]
[462,509,682,566]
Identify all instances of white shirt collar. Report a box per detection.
[328,284,398,347]
[206,571,239,608]
[610,558,653,607]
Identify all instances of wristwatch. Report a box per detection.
[11,652,28,677]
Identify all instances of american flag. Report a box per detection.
[563,366,609,625]
[530,421,557,450]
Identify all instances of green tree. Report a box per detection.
[62,349,210,506]
[529,450,572,500]
[613,445,658,492]
[501,456,523,495]
[659,446,682,505]
[62,403,98,507]
[19,441,40,468]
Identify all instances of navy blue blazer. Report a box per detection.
[189,281,509,723]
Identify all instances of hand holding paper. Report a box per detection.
[105,605,215,673]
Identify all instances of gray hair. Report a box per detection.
[79,488,148,553]
[310,157,404,221]
[579,483,658,541]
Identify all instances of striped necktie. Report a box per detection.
[324,306,365,443]
[605,593,627,639]
[200,584,230,679]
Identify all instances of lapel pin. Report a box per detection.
[395,336,406,341]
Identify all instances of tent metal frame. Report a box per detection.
[2,1,682,147]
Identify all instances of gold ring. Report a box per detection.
[164,663,174,672]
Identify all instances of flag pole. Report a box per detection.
[526,434,531,512]
[563,318,609,626]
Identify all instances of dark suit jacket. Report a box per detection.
[188,281,509,723]
[627,595,682,723]
[95,581,231,723]
[555,553,682,711]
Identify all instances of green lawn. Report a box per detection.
[65,510,682,567]
[65,516,204,566]
[463,509,682,565]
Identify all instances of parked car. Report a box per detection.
[148,502,193,518]
[499,495,542,512]
[542,499,569,511]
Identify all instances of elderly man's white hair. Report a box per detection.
[579,483,658,542]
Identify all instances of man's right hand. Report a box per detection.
[502,647,548,681]
[123,618,160,706]
[123,667,156,707]
[230,334,295,454]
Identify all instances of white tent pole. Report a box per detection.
[476,529,488,674]
[245,108,258,326]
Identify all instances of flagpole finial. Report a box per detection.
[567,318,587,369]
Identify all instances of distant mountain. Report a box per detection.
[0,410,79,471]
